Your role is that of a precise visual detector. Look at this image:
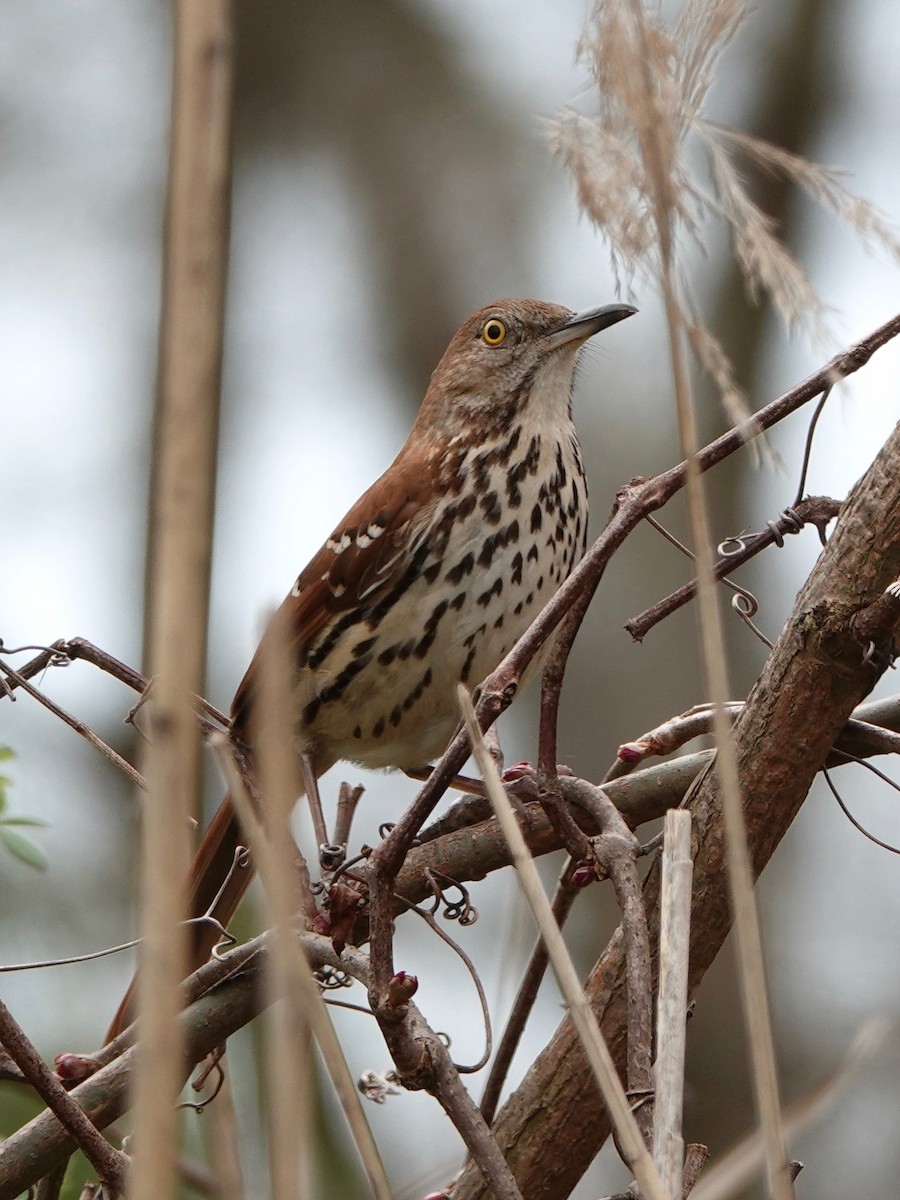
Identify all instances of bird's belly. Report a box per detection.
[299,436,588,771]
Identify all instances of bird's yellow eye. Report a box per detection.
[481,318,507,346]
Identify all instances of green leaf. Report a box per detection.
[0,816,48,828]
[0,746,12,812]
[0,826,47,871]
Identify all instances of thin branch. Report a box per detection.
[625,496,841,641]
[0,661,145,790]
[0,998,128,1193]
[0,636,229,727]
[0,933,355,1197]
[391,692,900,912]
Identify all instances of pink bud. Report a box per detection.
[387,971,419,1006]
[54,1053,98,1084]
[571,865,596,888]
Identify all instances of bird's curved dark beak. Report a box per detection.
[547,303,637,350]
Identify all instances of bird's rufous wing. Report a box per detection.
[106,454,438,1040]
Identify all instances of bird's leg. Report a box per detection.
[482,723,505,776]
[299,752,330,855]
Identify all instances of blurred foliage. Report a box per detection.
[0,748,47,872]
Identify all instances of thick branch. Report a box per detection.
[453,421,900,1200]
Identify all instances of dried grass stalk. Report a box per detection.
[129,4,233,1196]
[551,0,900,410]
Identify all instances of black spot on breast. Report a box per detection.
[365,542,431,628]
[511,550,523,585]
[458,491,477,519]
[353,724,362,739]
[378,643,398,666]
[497,426,522,464]
[451,591,467,611]
[353,636,377,658]
[390,705,402,727]
[415,599,449,658]
[527,544,539,564]
[372,717,385,738]
[446,552,475,586]
[461,645,477,682]
[476,578,503,607]
[472,454,491,493]
[397,638,416,660]
[403,666,434,711]
[480,491,502,525]
[478,536,496,569]
[506,462,526,507]
[530,504,542,532]
[494,614,504,630]
[317,654,371,707]
[422,562,441,585]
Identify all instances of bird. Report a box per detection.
[107,297,635,1038]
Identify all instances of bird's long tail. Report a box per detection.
[105,795,253,1042]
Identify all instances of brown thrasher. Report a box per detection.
[108,298,635,1038]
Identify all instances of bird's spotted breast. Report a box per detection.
[290,416,588,771]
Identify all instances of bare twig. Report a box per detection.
[681,1144,709,1199]
[0,932,381,1197]
[625,495,841,641]
[0,636,229,727]
[391,691,900,909]
[452,401,900,1200]
[458,685,671,1200]
[0,661,145,790]
[0,998,128,1193]
[375,994,525,1200]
